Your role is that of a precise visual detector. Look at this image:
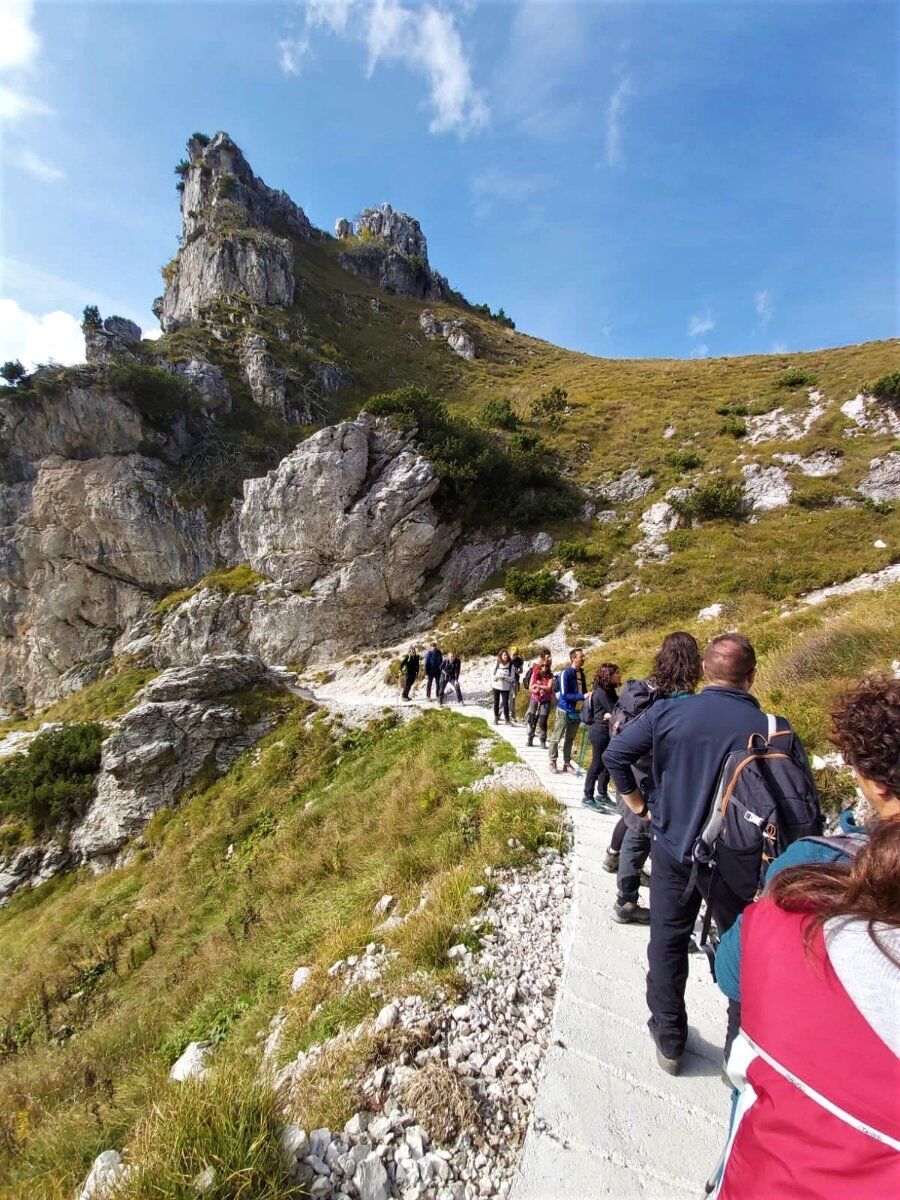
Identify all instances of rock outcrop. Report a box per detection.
[83,314,142,364]
[741,463,792,511]
[162,358,231,411]
[70,654,271,863]
[338,204,448,301]
[419,310,476,360]
[857,451,900,502]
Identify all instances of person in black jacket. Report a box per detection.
[438,653,463,705]
[424,643,443,700]
[603,633,816,1076]
[399,645,420,701]
[582,663,621,812]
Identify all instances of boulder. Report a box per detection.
[632,498,682,563]
[841,393,900,438]
[697,602,725,622]
[746,391,827,445]
[78,1150,128,1200]
[419,310,476,360]
[857,451,900,502]
[741,463,792,511]
[445,324,476,361]
[598,469,654,505]
[169,1040,212,1081]
[240,333,288,416]
[309,360,349,392]
[773,450,842,477]
[163,358,231,411]
[333,218,353,239]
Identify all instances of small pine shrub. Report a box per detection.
[505,569,558,603]
[555,540,588,567]
[665,450,703,472]
[1,360,27,386]
[777,368,818,388]
[716,403,749,417]
[530,386,568,432]
[719,416,747,438]
[794,480,839,509]
[107,362,199,431]
[477,397,519,430]
[0,723,104,835]
[869,370,900,413]
[190,132,210,147]
[81,304,102,330]
[672,480,745,523]
[174,158,190,177]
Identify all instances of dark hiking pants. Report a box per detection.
[402,671,417,700]
[426,672,439,699]
[646,839,744,1061]
[609,817,627,854]
[617,822,651,904]
[493,688,511,721]
[439,680,462,705]
[583,723,611,798]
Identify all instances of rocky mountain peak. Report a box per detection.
[357,203,430,263]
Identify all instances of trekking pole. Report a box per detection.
[576,726,589,775]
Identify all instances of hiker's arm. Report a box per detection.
[603,711,654,803]
[716,916,743,1002]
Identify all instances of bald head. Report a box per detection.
[703,634,757,690]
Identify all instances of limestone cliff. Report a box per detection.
[335,203,450,301]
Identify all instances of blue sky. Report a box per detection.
[1,0,896,367]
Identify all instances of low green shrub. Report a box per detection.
[529,385,568,432]
[665,450,703,472]
[505,568,558,603]
[671,479,745,522]
[715,403,749,417]
[555,540,588,567]
[477,397,519,430]
[794,479,839,509]
[869,369,900,413]
[0,724,104,836]
[777,367,818,388]
[719,416,747,438]
[106,363,199,431]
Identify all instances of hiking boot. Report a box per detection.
[562,763,577,775]
[602,849,620,873]
[639,869,651,888]
[648,1020,683,1076]
[505,717,512,725]
[540,737,546,749]
[494,718,500,725]
[612,900,651,925]
[526,735,534,747]
[582,794,606,812]
[549,760,558,774]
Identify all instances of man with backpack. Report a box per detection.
[548,647,587,774]
[423,643,443,701]
[604,633,820,1076]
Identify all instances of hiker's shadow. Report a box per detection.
[681,1029,725,1078]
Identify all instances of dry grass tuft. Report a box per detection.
[395,1061,478,1145]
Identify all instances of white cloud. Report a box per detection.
[0,299,84,370]
[0,83,51,120]
[755,288,774,327]
[12,147,64,182]
[688,309,716,337]
[0,0,38,71]
[496,1,588,139]
[604,76,633,167]
[469,166,548,220]
[282,0,488,137]
[690,343,710,359]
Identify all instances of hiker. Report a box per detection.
[710,819,900,1199]
[604,632,819,1075]
[399,645,420,701]
[582,662,621,812]
[607,633,704,926]
[424,642,443,701]
[438,652,463,706]
[548,647,587,774]
[509,646,524,722]
[526,660,555,748]
[715,671,900,1001]
[492,649,515,724]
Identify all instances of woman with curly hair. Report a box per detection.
[710,674,900,1198]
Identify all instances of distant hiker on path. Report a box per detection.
[492,649,515,725]
[438,652,463,706]
[424,642,443,700]
[581,662,621,812]
[548,647,587,774]
[400,645,420,701]
[509,645,524,722]
[526,660,555,748]
[604,633,819,1075]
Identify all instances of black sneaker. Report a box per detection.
[648,1021,683,1076]
[526,735,534,747]
[612,900,651,925]
[602,850,620,873]
[582,794,605,812]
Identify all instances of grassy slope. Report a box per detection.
[0,703,560,1198]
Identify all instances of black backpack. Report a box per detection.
[692,714,823,905]
[607,679,662,783]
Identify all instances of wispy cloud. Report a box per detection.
[688,308,716,337]
[690,343,710,359]
[0,1,51,125]
[495,0,588,139]
[755,288,774,327]
[13,147,64,182]
[280,0,488,137]
[604,76,633,167]
[772,341,788,354]
[0,298,84,370]
[469,166,549,221]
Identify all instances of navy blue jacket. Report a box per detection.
[557,665,587,717]
[603,686,779,863]
[424,649,443,676]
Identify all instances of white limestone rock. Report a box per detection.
[78,1150,128,1200]
[841,393,900,437]
[857,451,900,502]
[169,1041,212,1081]
[746,390,827,444]
[163,358,231,411]
[741,463,792,511]
[598,468,654,505]
[773,450,842,477]
[697,602,725,622]
[292,966,312,991]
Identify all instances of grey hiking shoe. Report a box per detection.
[612,900,651,925]
[602,849,620,873]
[656,1046,683,1076]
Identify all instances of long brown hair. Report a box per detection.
[593,663,620,690]
[652,632,702,697]
[766,818,900,965]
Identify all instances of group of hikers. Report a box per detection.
[400,631,900,1196]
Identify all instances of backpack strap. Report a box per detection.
[803,834,867,860]
[766,711,778,740]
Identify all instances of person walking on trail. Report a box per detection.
[604,633,818,1076]
[438,652,464,706]
[710,820,900,1200]
[509,646,524,723]
[424,642,443,701]
[607,633,704,927]
[526,661,555,748]
[399,645,420,701]
[715,671,900,1004]
[548,647,587,774]
[582,662,621,812]
[709,674,900,1200]
[492,649,515,725]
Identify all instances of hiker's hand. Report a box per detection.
[621,789,645,816]
[603,713,611,722]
